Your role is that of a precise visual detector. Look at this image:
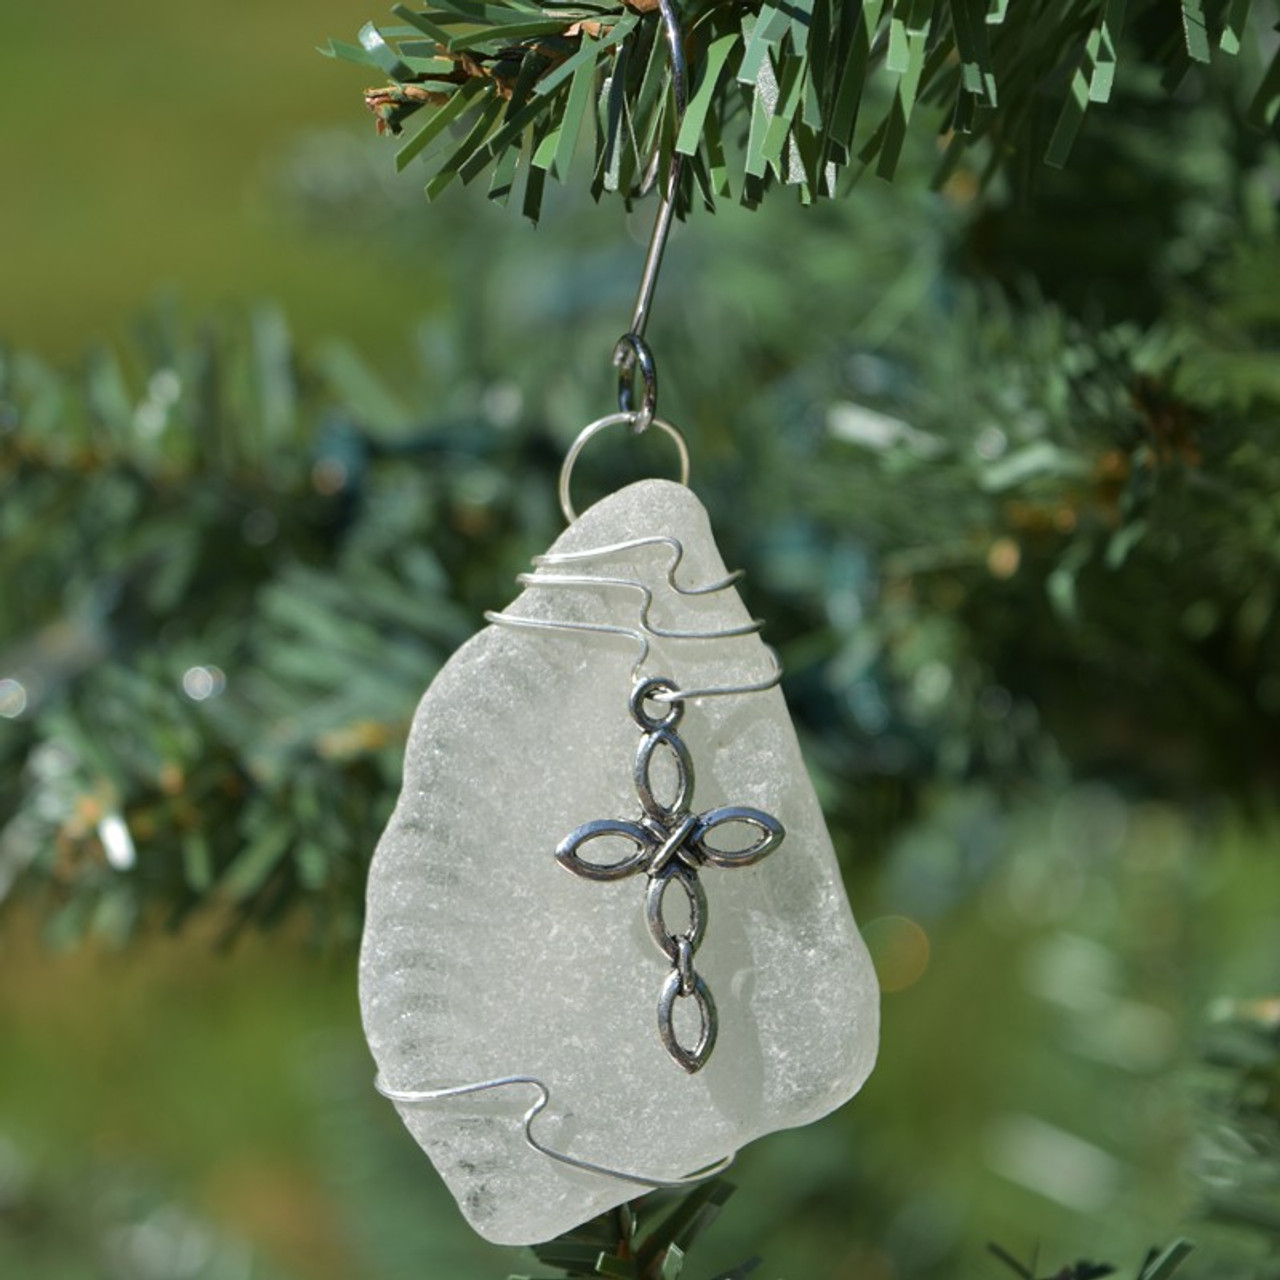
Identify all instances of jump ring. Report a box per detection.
[613,334,657,433]
[629,676,684,730]
[558,412,690,524]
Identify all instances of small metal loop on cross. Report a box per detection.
[629,675,684,730]
[554,676,786,1073]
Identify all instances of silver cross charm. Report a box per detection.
[555,676,785,1072]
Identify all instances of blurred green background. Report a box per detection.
[3,3,1280,1280]
[0,2,409,359]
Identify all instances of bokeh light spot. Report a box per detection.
[311,457,349,494]
[975,425,1007,459]
[182,666,226,702]
[863,915,930,993]
[0,677,28,719]
[98,813,137,872]
[148,368,182,405]
[987,537,1021,579]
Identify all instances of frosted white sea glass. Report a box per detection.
[360,478,879,1245]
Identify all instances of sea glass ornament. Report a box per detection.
[360,477,879,1245]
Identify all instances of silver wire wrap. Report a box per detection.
[484,533,783,703]
[375,1073,733,1188]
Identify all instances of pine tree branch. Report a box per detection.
[327,0,1279,221]
[513,1181,752,1279]
[4,76,1278,935]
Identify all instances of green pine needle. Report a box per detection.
[329,0,1274,220]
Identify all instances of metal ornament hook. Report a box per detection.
[613,0,688,429]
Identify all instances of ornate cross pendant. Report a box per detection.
[555,677,786,1072]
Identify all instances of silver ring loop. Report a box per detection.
[629,676,683,731]
[614,333,658,432]
[559,412,690,524]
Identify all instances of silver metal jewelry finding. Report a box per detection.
[558,411,690,524]
[614,333,658,434]
[675,936,697,995]
[631,674,684,729]
[555,676,785,1073]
